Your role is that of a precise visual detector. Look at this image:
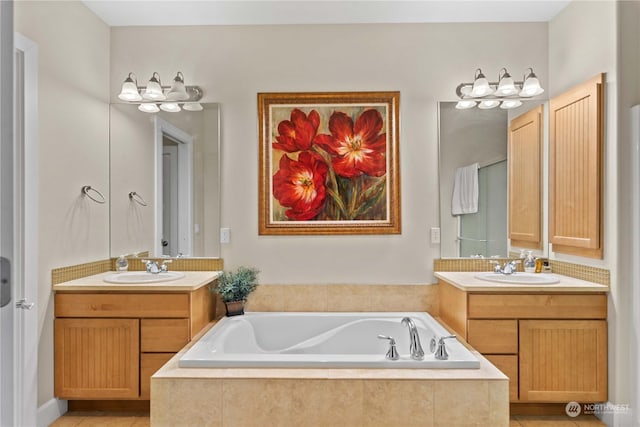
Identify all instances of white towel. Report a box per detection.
[451,163,479,215]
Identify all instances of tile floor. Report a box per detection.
[49,412,606,427]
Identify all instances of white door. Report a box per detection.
[162,143,179,256]
[1,25,38,427]
[0,3,16,425]
[13,32,39,427]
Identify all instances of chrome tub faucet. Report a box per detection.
[401,317,425,360]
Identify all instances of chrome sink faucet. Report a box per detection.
[401,317,425,360]
[490,260,520,275]
[142,259,172,274]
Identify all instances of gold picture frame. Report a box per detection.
[258,91,401,235]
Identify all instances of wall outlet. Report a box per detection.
[430,227,441,244]
[220,227,231,244]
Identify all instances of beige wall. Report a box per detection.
[14,0,110,407]
[111,23,548,285]
[616,1,640,424]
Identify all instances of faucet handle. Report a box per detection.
[377,335,399,360]
[435,335,457,360]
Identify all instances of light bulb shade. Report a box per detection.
[160,102,181,112]
[142,72,166,101]
[138,103,160,113]
[183,102,203,111]
[470,69,494,97]
[478,100,500,109]
[519,76,544,97]
[495,74,517,97]
[455,100,477,110]
[118,73,142,102]
[500,99,523,109]
[166,72,189,101]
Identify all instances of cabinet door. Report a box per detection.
[509,106,542,249]
[549,74,604,258]
[55,318,139,399]
[519,319,607,402]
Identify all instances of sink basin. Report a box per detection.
[474,272,560,285]
[103,271,186,284]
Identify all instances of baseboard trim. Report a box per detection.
[37,398,67,427]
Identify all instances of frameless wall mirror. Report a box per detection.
[109,103,221,258]
[438,102,508,258]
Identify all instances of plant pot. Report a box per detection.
[224,300,245,316]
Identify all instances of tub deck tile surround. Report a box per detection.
[244,284,439,317]
[151,325,509,427]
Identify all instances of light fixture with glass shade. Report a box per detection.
[455,67,544,110]
[117,73,142,102]
[116,71,204,114]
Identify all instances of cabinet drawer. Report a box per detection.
[467,320,517,354]
[468,293,607,319]
[55,293,190,318]
[140,353,174,400]
[485,355,518,402]
[141,319,190,352]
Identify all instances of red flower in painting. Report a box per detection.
[314,109,386,178]
[272,109,321,152]
[273,152,328,220]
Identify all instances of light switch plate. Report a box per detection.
[220,227,230,244]
[430,227,441,244]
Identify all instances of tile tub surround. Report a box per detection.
[236,283,439,318]
[151,337,509,427]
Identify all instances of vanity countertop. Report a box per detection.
[53,270,221,292]
[434,271,609,293]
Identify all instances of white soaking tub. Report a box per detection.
[179,312,480,369]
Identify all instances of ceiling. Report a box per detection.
[82,0,571,27]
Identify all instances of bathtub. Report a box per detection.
[179,312,480,369]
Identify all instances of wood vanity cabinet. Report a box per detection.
[508,105,542,249]
[54,286,214,401]
[439,280,607,404]
[549,74,604,258]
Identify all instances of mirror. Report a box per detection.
[438,102,508,258]
[109,103,221,258]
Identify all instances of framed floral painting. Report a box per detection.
[258,91,401,235]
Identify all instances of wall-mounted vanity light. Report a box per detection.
[455,67,544,110]
[117,71,204,113]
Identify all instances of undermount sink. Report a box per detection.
[474,272,560,285]
[103,271,186,284]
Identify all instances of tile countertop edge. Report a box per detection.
[52,270,221,292]
[434,271,609,293]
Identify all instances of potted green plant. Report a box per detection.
[211,266,259,316]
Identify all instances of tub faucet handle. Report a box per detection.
[377,335,399,360]
[435,335,457,360]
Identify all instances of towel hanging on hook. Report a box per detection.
[129,191,148,206]
[81,185,106,204]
